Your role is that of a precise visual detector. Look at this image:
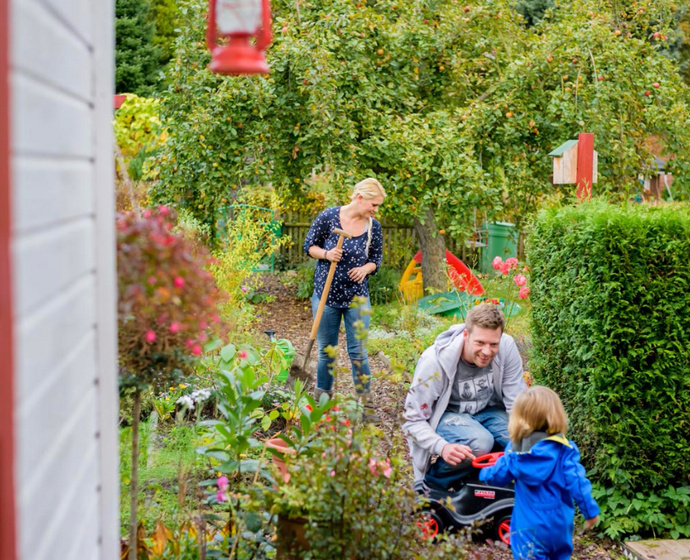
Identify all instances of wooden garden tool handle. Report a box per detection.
[309,228,352,340]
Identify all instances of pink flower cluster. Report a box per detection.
[216,475,229,503]
[116,205,224,377]
[492,256,519,275]
[492,256,531,299]
[368,457,393,479]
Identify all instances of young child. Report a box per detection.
[479,386,600,560]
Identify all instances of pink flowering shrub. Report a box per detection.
[117,206,222,387]
[491,255,531,300]
[254,398,426,557]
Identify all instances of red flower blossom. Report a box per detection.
[513,274,527,286]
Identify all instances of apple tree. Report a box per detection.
[469,0,690,223]
[153,0,531,290]
[152,0,690,292]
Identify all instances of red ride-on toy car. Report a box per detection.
[416,452,514,545]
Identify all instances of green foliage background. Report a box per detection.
[529,200,690,538]
[151,0,690,245]
[116,0,162,95]
[151,0,182,65]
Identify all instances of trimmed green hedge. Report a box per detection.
[529,200,690,538]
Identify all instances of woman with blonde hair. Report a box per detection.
[480,386,600,560]
[303,178,386,412]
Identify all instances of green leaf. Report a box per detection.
[244,511,263,533]
[204,337,223,353]
[220,343,236,362]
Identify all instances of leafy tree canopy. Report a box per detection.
[116,0,163,95]
[151,0,182,65]
[152,0,690,286]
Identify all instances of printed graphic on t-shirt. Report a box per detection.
[448,359,494,416]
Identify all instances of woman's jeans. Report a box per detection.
[311,292,371,394]
[424,406,509,490]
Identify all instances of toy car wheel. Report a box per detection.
[417,510,444,541]
[493,514,511,546]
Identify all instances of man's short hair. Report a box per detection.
[465,303,506,333]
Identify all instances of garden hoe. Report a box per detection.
[289,228,352,387]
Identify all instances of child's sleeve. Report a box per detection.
[563,442,600,519]
[479,452,515,487]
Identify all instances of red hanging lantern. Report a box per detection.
[207,0,272,75]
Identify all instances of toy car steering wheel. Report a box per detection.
[471,452,504,469]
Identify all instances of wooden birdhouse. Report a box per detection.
[642,157,673,202]
[549,138,598,185]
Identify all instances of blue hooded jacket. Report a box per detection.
[479,434,600,560]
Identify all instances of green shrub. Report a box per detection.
[115,0,162,95]
[281,260,315,300]
[528,200,690,538]
[369,266,402,305]
[369,304,450,375]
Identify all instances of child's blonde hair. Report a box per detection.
[351,178,386,200]
[508,386,568,445]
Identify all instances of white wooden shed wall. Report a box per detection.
[9,1,118,559]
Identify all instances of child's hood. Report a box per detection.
[509,436,571,484]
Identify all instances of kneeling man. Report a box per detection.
[403,303,526,489]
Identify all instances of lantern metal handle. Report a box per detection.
[206,0,217,51]
[256,0,272,50]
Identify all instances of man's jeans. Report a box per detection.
[424,406,509,490]
[311,292,371,393]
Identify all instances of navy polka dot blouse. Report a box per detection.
[303,207,383,309]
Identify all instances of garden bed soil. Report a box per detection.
[254,274,624,560]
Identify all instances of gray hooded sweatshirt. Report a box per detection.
[403,323,526,481]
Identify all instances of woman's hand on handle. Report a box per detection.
[348,263,376,283]
[326,247,343,262]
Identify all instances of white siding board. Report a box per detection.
[12,0,91,100]
[37,0,92,45]
[18,412,99,560]
[11,73,93,158]
[17,390,97,509]
[12,157,94,233]
[10,0,116,557]
[92,0,119,557]
[16,332,95,470]
[66,489,100,560]
[13,218,95,315]
[14,274,96,397]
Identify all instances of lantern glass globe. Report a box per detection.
[216,0,262,34]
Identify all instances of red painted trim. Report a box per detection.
[0,0,18,555]
[576,132,594,202]
[114,94,127,109]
